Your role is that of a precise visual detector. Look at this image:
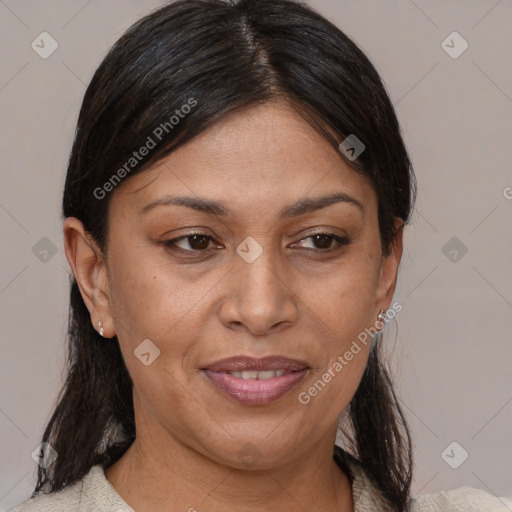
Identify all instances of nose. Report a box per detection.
[218,241,299,336]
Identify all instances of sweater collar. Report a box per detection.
[333,445,397,512]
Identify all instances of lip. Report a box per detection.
[203,355,309,372]
[202,355,310,405]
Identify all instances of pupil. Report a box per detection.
[190,235,209,250]
[314,234,332,249]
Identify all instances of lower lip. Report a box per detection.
[203,369,309,405]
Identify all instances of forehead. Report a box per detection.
[111,100,376,217]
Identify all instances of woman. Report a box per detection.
[9,0,510,511]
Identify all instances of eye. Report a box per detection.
[292,233,350,251]
[163,233,218,252]
[162,231,350,255]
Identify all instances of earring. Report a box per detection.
[377,310,386,322]
[97,320,104,337]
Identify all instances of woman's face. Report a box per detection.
[67,100,402,469]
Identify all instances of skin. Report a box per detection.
[64,100,403,512]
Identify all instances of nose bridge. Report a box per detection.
[225,235,297,333]
[236,235,283,298]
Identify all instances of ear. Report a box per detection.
[374,218,404,316]
[63,217,115,338]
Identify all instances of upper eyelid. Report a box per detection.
[166,232,349,250]
[167,231,345,241]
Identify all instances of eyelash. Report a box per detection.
[162,232,351,255]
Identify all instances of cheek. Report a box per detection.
[107,253,166,341]
[106,241,218,367]
[307,251,380,336]
[107,240,178,333]
[106,252,203,408]
[301,271,375,416]
[301,248,379,394]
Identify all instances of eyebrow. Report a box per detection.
[138,192,364,218]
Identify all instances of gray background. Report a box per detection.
[1,0,511,509]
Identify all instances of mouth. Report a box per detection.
[217,369,289,379]
[201,355,309,405]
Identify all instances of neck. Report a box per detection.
[104,432,353,512]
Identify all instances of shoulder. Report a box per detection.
[411,486,512,512]
[334,447,512,512]
[335,448,397,512]
[7,478,84,512]
[8,464,133,512]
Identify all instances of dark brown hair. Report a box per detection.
[34,1,416,510]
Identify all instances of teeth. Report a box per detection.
[226,369,286,380]
[257,370,280,380]
[241,371,258,380]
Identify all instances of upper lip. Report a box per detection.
[202,355,309,372]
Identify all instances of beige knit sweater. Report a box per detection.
[9,452,512,511]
